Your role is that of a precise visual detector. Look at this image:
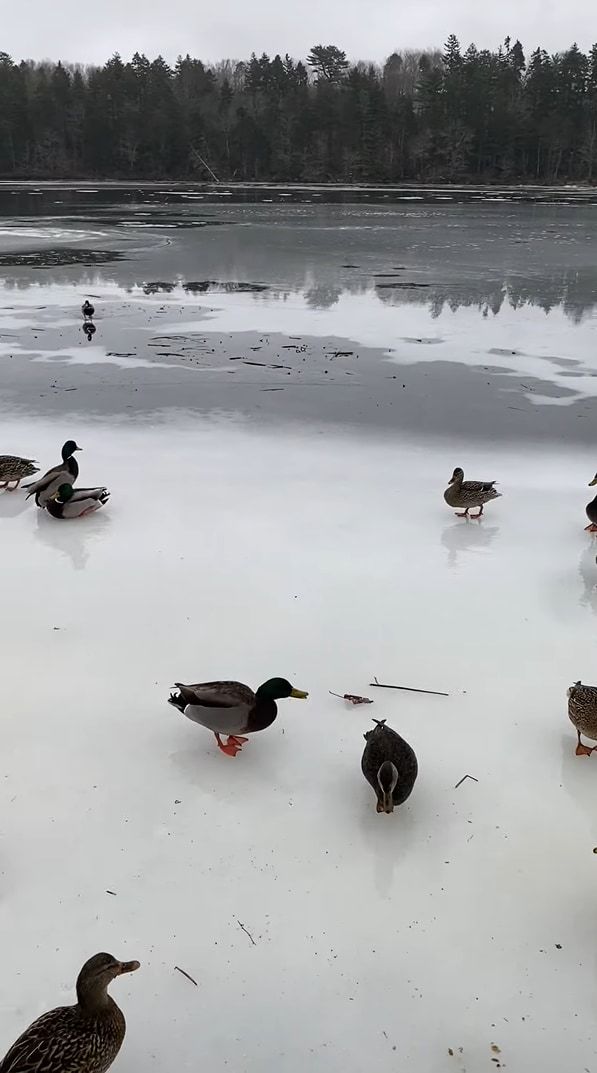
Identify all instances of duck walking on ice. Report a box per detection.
[169,677,308,756]
[568,681,597,756]
[0,456,39,490]
[444,466,501,519]
[82,300,95,318]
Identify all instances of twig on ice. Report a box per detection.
[237,919,257,945]
[370,675,449,697]
[105,890,117,896]
[454,774,478,789]
[174,965,198,986]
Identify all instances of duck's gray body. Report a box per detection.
[168,681,263,736]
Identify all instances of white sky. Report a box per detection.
[1,0,593,66]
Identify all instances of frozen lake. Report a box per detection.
[1,187,597,1073]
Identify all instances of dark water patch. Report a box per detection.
[0,248,124,268]
[183,280,269,294]
[402,336,444,345]
[143,281,177,294]
[376,281,431,289]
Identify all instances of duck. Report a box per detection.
[82,300,95,318]
[568,681,597,756]
[46,483,109,519]
[585,474,597,531]
[0,952,139,1073]
[24,440,82,508]
[0,456,39,490]
[443,466,501,518]
[361,718,418,813]
[168,677,309,755]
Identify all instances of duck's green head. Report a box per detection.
[256,678,309,701]
[56,483,75,502]
[62,440,82,460]
[376,761,398,814]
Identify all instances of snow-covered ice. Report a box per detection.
[1,414,596,1072]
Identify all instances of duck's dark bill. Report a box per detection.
[290,688,308,699]
[118,960,141,974]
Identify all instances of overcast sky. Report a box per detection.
[3,0,593,66]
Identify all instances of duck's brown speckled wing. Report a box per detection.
[0,1004,124,1073]
[462,479,496,494]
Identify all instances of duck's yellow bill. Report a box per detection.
[290,688,308,699]
[589,477,597,487]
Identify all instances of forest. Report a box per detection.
[1,36,597,183]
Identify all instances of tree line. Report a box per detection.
[1,36,597,183]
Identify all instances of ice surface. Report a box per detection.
[1,415,596,1071]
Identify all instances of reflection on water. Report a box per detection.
[441,521,500,568]
[1,194,597,324]
[34,508,111,569]
[2,192,597,418]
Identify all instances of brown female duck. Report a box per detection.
[0,456,39,491]
[444,466,501,518]
[568,681,597,756]
[0,953,139,1073]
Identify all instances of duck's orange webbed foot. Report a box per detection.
[585,524,597,532]
[215,733,249,757]
[576,740,596,757]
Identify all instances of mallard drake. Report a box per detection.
[568,681,597,756]
[444,466,501,518]
[168,677,309,756]
[361,718,418,813]
[0,952,139,1073]
[24,440,82,507]
[585,474,597,531]
[0,456,38,490]
[46,483,109,519]
[82,300,95,318]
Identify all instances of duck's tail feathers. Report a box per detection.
[168,690,186,714]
